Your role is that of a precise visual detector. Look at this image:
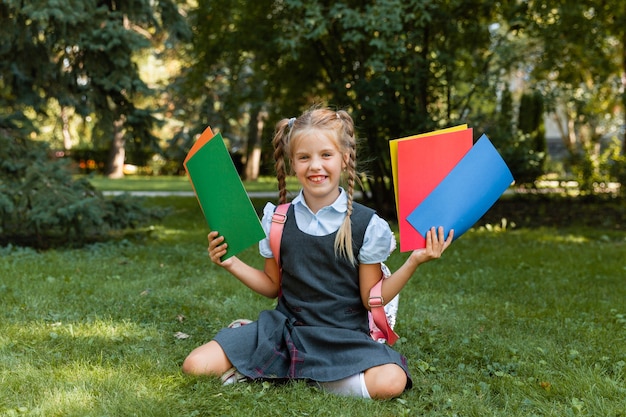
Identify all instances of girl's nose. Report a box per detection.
[309,156,322,170]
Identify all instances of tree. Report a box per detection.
[180,1,523,216]
[0,128,165,248]
[265,0,521,215]
[593,0,626,156]
[0,0,190,177]
[518,0,625,190]
[164,0,282,179]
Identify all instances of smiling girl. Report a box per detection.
[182,106,453,399]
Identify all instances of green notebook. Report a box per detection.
[184,131,265,260]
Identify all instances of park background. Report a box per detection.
[1,1,625,416]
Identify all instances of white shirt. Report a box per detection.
[259,188,395,264]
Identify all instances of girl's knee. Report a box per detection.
[181,340,231,376]
[364,364,407,399]
[181,350,204,375]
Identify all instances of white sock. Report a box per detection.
[318,372,371,399]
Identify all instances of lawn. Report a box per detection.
[1,182,625,416]
[85,174,301,194]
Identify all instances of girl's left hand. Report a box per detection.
[409,226,454,265]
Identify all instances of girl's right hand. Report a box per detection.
[208,231,233,267]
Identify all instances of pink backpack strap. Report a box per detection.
[269,203,290,276]
[368,278,399,345]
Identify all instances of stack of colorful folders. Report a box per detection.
[184,127,265,260]
[390,125,514,252]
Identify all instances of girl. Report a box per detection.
[182,107,453,399]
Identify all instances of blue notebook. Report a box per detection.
[406,134,514,241]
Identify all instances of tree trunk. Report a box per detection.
[61,107,72,150]
[106,116,126,179]
[243,108,267,181]
[622,31,626,155]
[552,107,575,154]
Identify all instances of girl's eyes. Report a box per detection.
[297,152,334,160]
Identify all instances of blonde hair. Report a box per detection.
[272,106,360,264]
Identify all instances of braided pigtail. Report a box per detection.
[334,110,358,264]
[272,118,292,205]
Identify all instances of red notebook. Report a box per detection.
[391,127,473,251]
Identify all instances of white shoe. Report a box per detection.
[220,367,247,385]
[220,319,252,385]
[227,318,252,328]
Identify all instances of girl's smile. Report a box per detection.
[308,175,327,184]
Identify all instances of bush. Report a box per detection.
[488,89,547,187]
[0,129,166,248]
[568,136,626,195]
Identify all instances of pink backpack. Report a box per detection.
[269,203,399,345]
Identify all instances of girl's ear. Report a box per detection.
[342,152,350,170]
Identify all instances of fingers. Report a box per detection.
[444,228,454,248]
[424,226,454,257]
[410,226,454,266]
[207,231,228,264]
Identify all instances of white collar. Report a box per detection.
[292,187,348,214]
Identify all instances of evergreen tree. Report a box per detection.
[0,128,166,248]
[0,0,190,177]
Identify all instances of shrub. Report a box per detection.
[0,129,166,248]
[488,89,547,187]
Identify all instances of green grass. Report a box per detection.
[1,195,625,416]
[84,174,300,193]
[85,174,193,192]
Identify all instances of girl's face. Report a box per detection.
[291,130,348,213]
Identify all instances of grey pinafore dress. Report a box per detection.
[213,203,412,387]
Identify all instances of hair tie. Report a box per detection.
[288,117,296,128]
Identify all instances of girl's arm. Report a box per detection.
[359,226,453,309]
[208,231,281,298]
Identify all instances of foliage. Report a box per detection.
[518,0,626,186]
[181,0,525,217]
[480,193,625,230]
[162,0,281,177]
[3,0,626,207]
[607,138,626,196]
[0,130,166,248]
[279,0,525,216]
[0,0,190,175]
[0,195,624,416]
[518,90,547,157]
[498,130,546,187]
[487,89,546,186]
[564,136,626,194]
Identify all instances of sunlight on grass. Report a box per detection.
[149,224,201,239]
[38,381,102,416]
[543,233,590,243]
[4,364,172,416]
[1,314,189,416]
